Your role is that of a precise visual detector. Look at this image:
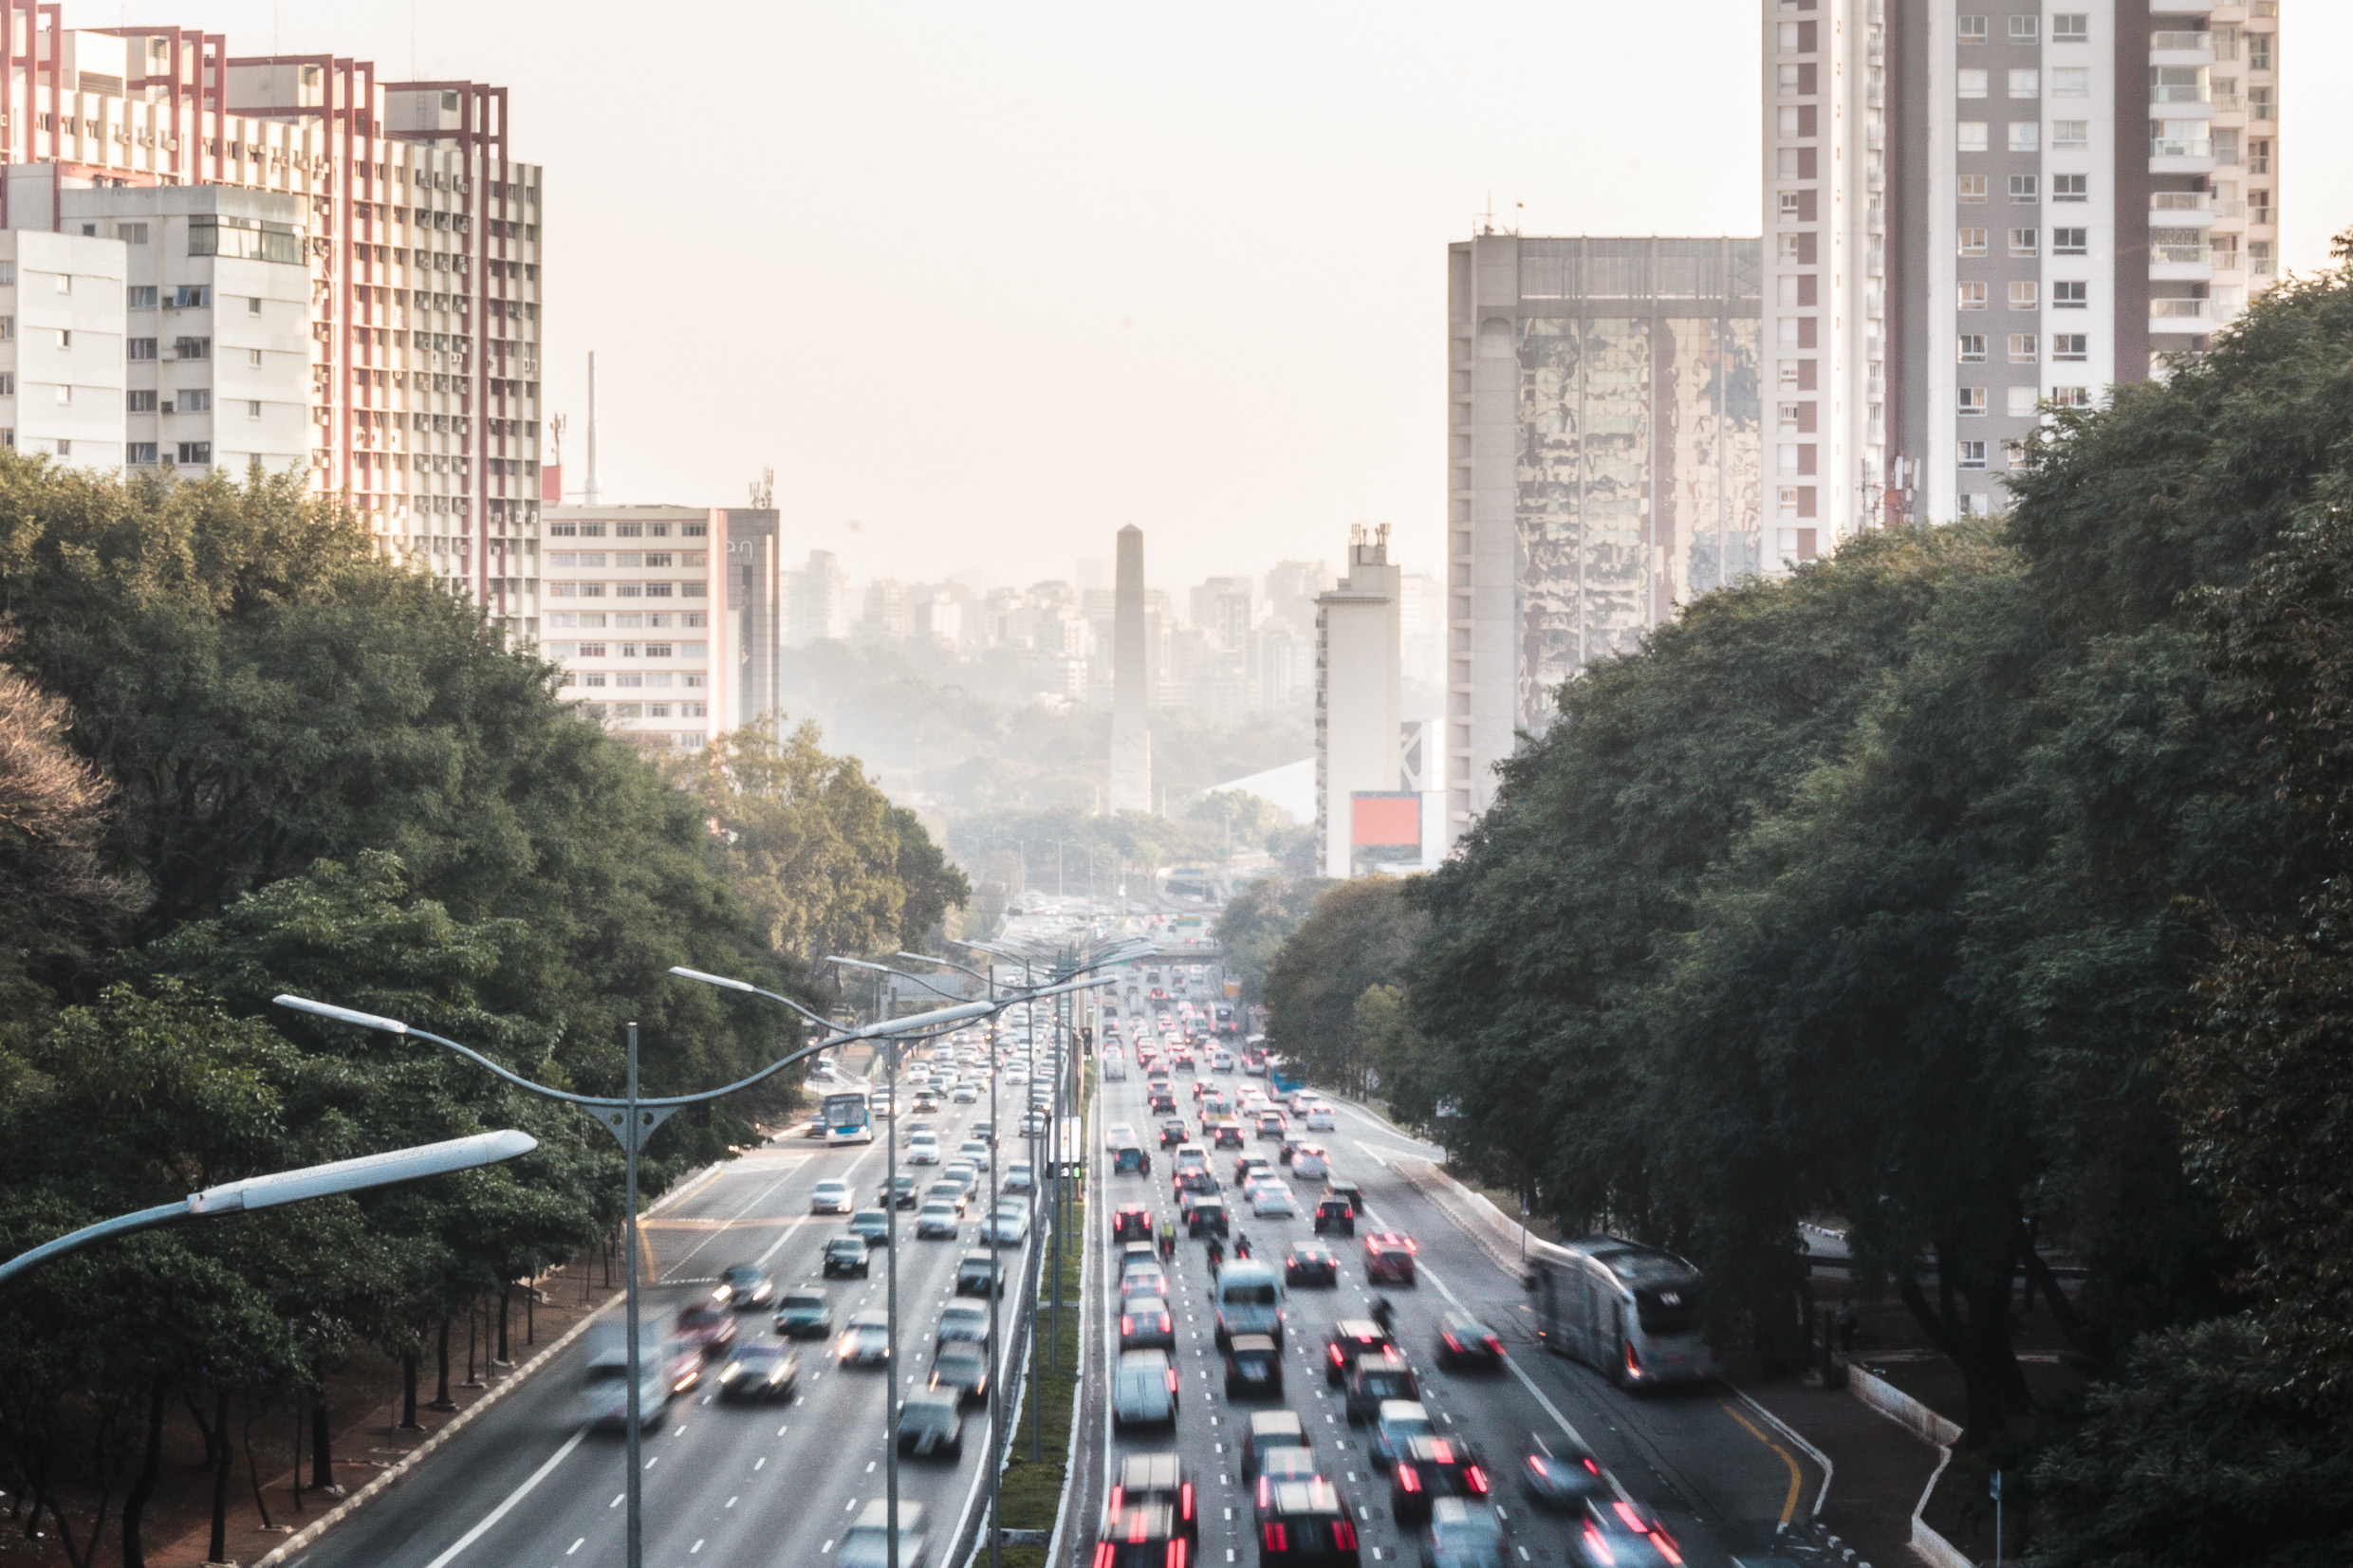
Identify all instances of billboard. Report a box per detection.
[1350,792,1421,850]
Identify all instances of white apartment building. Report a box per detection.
[0,230,125,462]
[1315,526,1404,879]
[0,13,545,632]
[1764,0,2283,530]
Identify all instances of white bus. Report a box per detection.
[822,1089,875,1147]
[1524,1234,1719,1388]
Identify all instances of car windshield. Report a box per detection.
[782,1293,824,1311]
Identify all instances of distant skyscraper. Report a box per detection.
[1108,525,1153,814]
[1445,233,1764,843]
[783,550,851,645]
[1315,526,1405,879]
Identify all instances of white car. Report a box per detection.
[810,1179,853,1214]
[1002,1164,1035,1194]
[1306,1106,1336,1132]
[907,1135,941,1166]
[952,1084,978,1104]
[983,1203,1030,1246]
[1291,1145,1330,1182]
[1252,1184,1298,1218]
[916,1202,961,1241]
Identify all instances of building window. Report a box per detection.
[53,385,70,406]
[2010,281,2040,310]
[2052,120,2089,147]
[249,348,263,367]
[173,337,211,360]
[2010,120,2041,152]
[116,222,150,244]
[1959,441,1989,470]
[2008,386,2042,417]
[249,400,263,420]
[180,390,212,413]
[1958,228,1989,256]
[1958,15,1988,44]
[1958,121,1989,152]
[170,285,210,308]
[57,329,72,350]
[1959,175,1989,205]
[175,442,212,465]
[126,390,156,412]
[126,442,157,464]
[1778,233,1803,264]
[2010,69,2039,99]
[2009,14,2038,44]
[1959,69,1989,99]
[1959,387,1989,416]
[2251,240,2275,277]
[2249,31,2271,71]
[2052,13,2088,43]
[1959,282,1990,311]
[2053,228,2089,255]
[2052,68,2090,99]
[0,374,10,395]
[127,338,157,360]
[2249,188,2272,225]
[2249,139,2271,175]
[2010,175,2039,202]
[249,296,264,315]
[2050,386,2092,409]
[1958,334,1988,362]
[2053,280,2089,308]
[2010,228,2039,257]
[127,286,157,309]
[2009,334,2039,361]
[2052,334,2089,360]
[1778,65,1802,96]
[2053,174,2088,202]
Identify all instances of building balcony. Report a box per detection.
[2150,140,2214,174]
[2150,300,2212,330]
[2149,33,2216,64]
[2152,193,2216,225]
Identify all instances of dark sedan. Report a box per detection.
[1285,1242,1340,1287]
[713,1343,799,1403]
[1434,1312,1505,1371]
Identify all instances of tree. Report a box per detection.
[1262,879,1422,1096]
[1215,875,1334,1006]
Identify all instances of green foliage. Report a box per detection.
[1215,874,1334,1005]
[1262,879,1422,1097]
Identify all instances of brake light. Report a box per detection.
[1652,1533,1683,1566]
[1328,1345,1344,1365]
[1485,1337,1504,1355]
[1332,1522,1358,1551]
[1180,1483,1194,1521]
[1582,1526,1616,1565]
[1466,1467,1489,1494]
[1109,1487,1125,1515]
[1526,1455,1547,1476]
[1625,1341,1642,1378]
[1130,1512,1150,1543]
[1583,1457,1601,1474]
[1169,1541,1187,1568]
[1263,1524,1287,1553]
[1396,1466,1421,1493]
[1258,1477,1270,1509]
[1122,1317,1134,1336]
[1094,1545,1115,1568]
[1612,1502,1647,1533]
[1442,1334,1461,1352]
[1166,1370,1178,1393]
[1428,1440,1454,1464]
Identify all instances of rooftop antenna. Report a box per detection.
[750,466,774,509]
[584,351,600,506]
[1480,190,1496,236]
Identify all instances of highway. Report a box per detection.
[1073,975,1821,1568]
[294,1056,1041,1568]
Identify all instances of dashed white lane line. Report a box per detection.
[417,1429,586,1568]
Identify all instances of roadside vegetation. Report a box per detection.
[0,462,962,1566]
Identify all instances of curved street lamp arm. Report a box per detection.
[824,956,970,1004]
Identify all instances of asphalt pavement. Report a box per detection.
[1073,1016,1819,1568]
[289,1054,1041,1568]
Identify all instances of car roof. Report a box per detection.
[828,1236,866,1249]
[1227,1334,1277,1354]
[1265,1480,1344,1518]
[848,1309,888,1326]
[1249,1410,1306,1437]
[1126,1295,1169,1312]
[1117,1348,1173,1370]
[1401,1436,1471,1463]
[1118,1452,1185,1489]
[1378,1400,1431,1423]
[1333,1319,1389,1338]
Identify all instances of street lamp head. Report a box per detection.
[824,955,894,975]
[668,966,757,992]
[186,1130,539,1214]
[272,995,409,1035]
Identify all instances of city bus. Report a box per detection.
[1523,1235,1719,1388]
[822,1089,875,1147]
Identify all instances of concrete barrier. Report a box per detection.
[1846,1366,1970,1568]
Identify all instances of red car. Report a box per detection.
[675,1301,739,1359]
[1362,1233,1418,1285]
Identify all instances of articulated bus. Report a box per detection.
[1524,1235,1719,1389]
[822,1089,875,1147]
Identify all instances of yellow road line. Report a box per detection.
[1720,1399,1803,1524]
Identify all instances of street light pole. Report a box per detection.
[623,1022,645,1568]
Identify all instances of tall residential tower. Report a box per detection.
[1108,525,1152,814]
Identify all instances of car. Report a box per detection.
[902,1118,936,1145]
[1148,1088,1177,1114]
[1435,1313,1506,1371]
[1002,1163,1035,1194]
[956,1249,1007,1297]
[917,1201,961,1240]
[1113,1204,1157,1244]
[1325,1319,1397,1386]
[1519,1437,1613,1516]
[1234,1154,1274,1185]
[580,1334,682,1430]
[926,1179,970,1214]
[944,1163,980,1197]
[1566,1500,1686,1568]
[1257,1479,1362,1568]
[1417,1500,1507,1568]
[1185,1196,1231,1238]
[1388,1436,1491,1526]
[928,1343,991,1408]
[952,1083,979,1104]
[983,1202,1031,1246]
[1313,1195,1356,1236]
[1344,1350,1421,1426]
[1109,1453,1199,1547]
[849,1208,894,1247]
[774,1286,834,1338]
[1159,1119,1191,1149]
[970,1121,995,1145]
[840,1502,927,1568]
[1021,1111,1050,1136]
[907,1134,942,1166]
[1253,1183,1299,1218]
[1121,1263,1172,1305]
[1363,1233,1418,1285]
[912,1091,942,1115]
[1175,1168,1219,1198]
[675,1302,739,1358]
[1306,1106,1337,1132]
[1292,1146,1330,1183]
[838,1309,892,1365]
[1256,1112,1288,1141]
[1121,1295,1176,1354]
[1212,1121,1246,1151]
[1240,1409,1310,1481]
[1370,1400,1436,1470]
[1285,1242,1340,1287]
[714,1342,801,1403]
[936,1301,991,1353]
[811,1178,854,1214]
[897,1389,966,1459]
[1278,1137,1306,1167]
[1111,1349,1180,1429]
[719,1264,775,1310]
[1223,1333,1285,1398]
[1325,1180,1366,1214]
[1112,1141,1154,1175]
[824,1237,873,1278]
[1095,1501,1188,1568]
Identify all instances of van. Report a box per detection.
[840,1502,928,1568]
[1214,1260,1285,1349]
[1103,1051,1128,1082]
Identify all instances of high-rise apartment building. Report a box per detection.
[783,549,852,646]
[1764,0,2283,529]
[0,9,544,631]
[1315,526,1404,879]
[1444,233,1763,840]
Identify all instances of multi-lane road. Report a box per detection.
[296,1066,1036,1568]
[1074,1024,1822,1568]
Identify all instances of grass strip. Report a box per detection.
[994,1076,1090,1568]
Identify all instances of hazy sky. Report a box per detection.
[181,1,2352,591]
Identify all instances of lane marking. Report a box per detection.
[417,1428,586,1568]
[1718,1400,1803,1525]
[567,1539,584,1556]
